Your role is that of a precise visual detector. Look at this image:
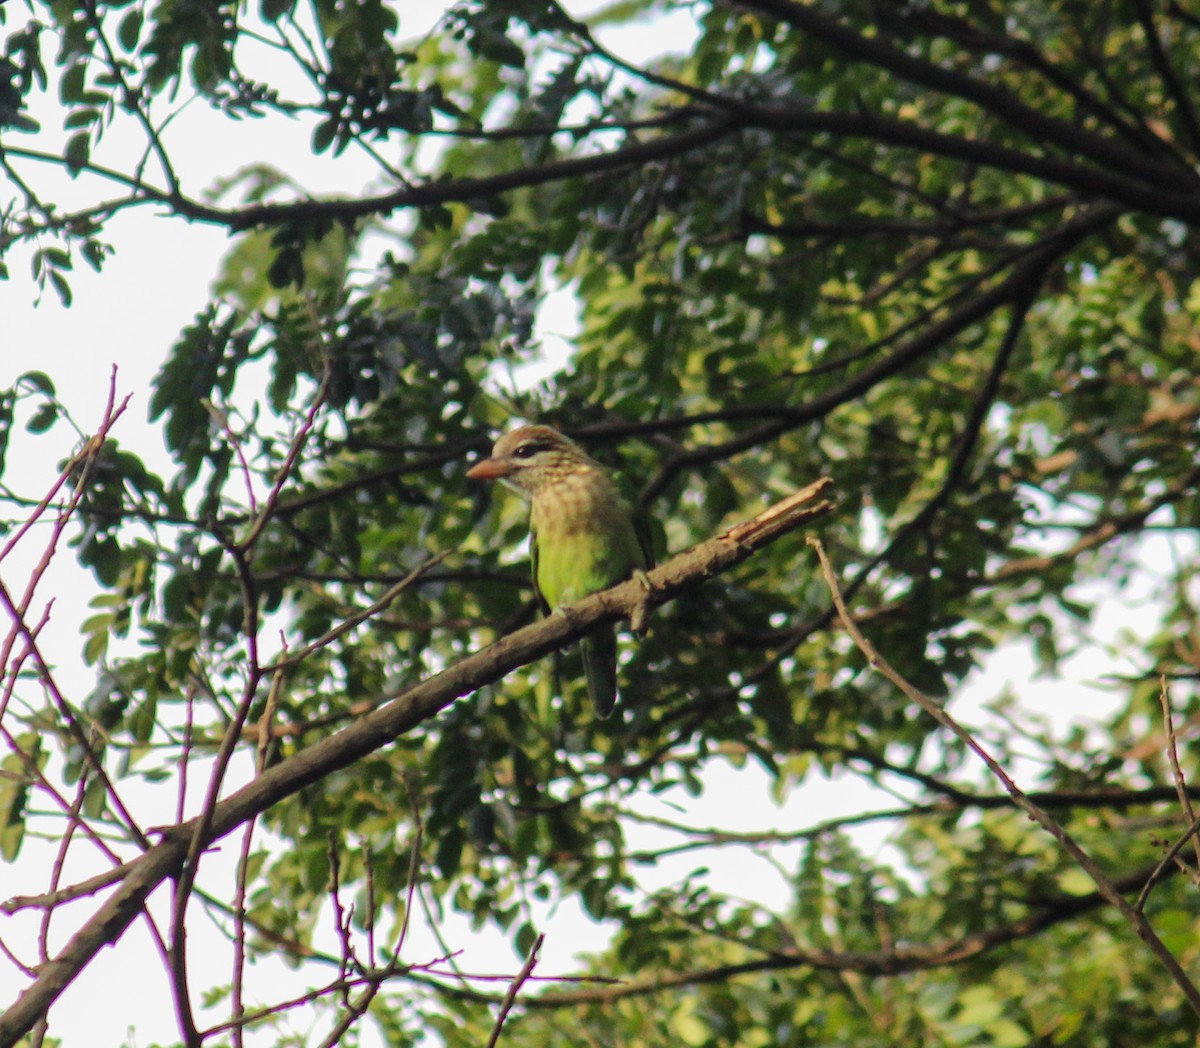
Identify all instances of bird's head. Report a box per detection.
[466,424,597,499]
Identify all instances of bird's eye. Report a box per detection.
[513,442,546,459]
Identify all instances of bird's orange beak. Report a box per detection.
[466,458,511,480]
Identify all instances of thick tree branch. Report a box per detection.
[730,101,1200,223]
[0,480,834,1046]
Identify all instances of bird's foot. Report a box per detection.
[555,604,582,648]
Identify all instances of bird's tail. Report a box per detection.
[580,627,618,719]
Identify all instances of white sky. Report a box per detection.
[0,2,1178,1045]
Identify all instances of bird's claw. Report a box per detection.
[555,604,582,648]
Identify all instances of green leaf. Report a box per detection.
[47,269,72,306]
[19,371,54,395]
[64,130,90,175]
[60,61,86,103]
[514,921,538,958]
[117,8,143,51]
[25,401,56,433]
[311,116,337,155]
[64,106,100,129]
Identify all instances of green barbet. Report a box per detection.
[467,424,653,718]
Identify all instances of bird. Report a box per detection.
[466,424,653,718]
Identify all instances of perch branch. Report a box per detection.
[0,480,834,1046]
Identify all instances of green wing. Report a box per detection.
[529,525,550,614]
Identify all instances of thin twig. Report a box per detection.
[1158,675,1200,870]
[394,778,425,961]
[171,376,334,1034]
[1135,816,1200,912]
[1,862,136,914]
[262,551,450,674]
[203,399,259,516]
[486,933,545,1048]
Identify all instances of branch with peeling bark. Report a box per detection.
[0,478,834,1046]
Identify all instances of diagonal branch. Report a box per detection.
[876,2,1180,160]
[729,102,1200,223]
[1131,0,1200,155]
[0,480,834,1046]
[642,204,1118,501]
[728,0,1200,191]
[485,933,544,1048]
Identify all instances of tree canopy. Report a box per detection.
[3,0,1200,1044]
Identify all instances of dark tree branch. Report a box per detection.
[1,114,735,238]
[1131,0,1200,155]
[728,0,1200,190]
[641,204,1118,501]
[874,268,1039,562]
[731,101,1200,223]
[877,2,1179,160]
